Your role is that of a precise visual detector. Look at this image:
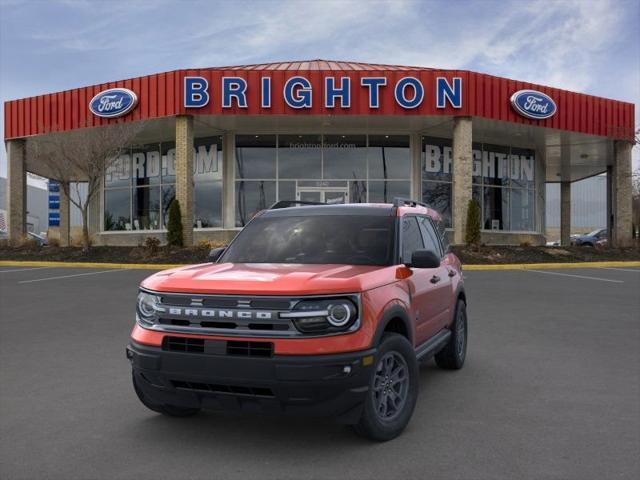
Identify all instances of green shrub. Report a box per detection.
[166,200,183,247]
[465,199,481,246]
[144,236,161,255]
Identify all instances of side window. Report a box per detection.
[435,219,450,253]
[401,217,424,264]
[418,216,442,258]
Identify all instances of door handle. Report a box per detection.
[430,275,441,284]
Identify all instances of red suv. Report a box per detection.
[127,199,468,441]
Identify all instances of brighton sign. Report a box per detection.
[183,75,463,110]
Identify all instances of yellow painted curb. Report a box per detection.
[463,261,640,271]
[1,260,639,271]
[0,260,183,270]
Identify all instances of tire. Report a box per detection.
[435,300,468,370]
[132,372,201,417]
[353,333,419,442]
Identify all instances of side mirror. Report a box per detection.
[208,247,226,263]
[408,249,440,269]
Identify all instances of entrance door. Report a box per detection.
[296,186,349,204]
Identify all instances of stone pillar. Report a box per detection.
[6,139,27,244]
[410,133,422,201]
[452,117,473,245]
[59,182,70,247]
[175,116,194,246]
[611,141,633,247]
[560,181,571,246]
[222,133,236,229]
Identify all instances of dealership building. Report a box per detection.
[3,60,635,246]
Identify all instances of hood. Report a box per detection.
[141,262,398,295]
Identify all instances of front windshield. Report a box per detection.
[221,215,395,266]
[587,229,603,237]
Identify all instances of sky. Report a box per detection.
[0,0,638,181]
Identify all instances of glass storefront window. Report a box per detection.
[278,134,322,179]
[483,186,509,231]
[104,188,131,231]
[422,136,537,232]
[161,142,176,184]
[368,135,410,179]
[423,181,452,227]
[422,137,452,182]
[105,154,131,188]
[510,147,535,189]
[161,185,175,228]
[510,189,535,231]
[323,135,367,179]
[132,143,161,187]
[236,135,276,179]
[369,181,410,203]
[104,136,223,232]
[483,144,510,187]
[195,181,223,228]
[132,186,160,230]
[236,180,276,227]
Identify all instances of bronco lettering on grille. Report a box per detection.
[166,307,273,320]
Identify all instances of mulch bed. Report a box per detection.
[451,245,640,264]
[1,243,639,265]
[0,245,212,264]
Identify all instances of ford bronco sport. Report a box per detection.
[127,198,467,441]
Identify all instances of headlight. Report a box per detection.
[136,291,160,324]
[281,297,358,334]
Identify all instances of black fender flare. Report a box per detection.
[371,304,414,347]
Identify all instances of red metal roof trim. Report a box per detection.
[3,60,635,141]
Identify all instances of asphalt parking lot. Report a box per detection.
[1,265,639,480]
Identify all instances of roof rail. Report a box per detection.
[393,197,430,208]
[269,200,326,210]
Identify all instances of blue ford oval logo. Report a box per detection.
[510,89,556,120]
[89,88,138,118]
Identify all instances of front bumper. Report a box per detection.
[127,340,376,423]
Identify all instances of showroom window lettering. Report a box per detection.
[105,143,220,182]
[104,137,223,232]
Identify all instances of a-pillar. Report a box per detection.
[560,181,571,246]
[6,139,27,244]
[610,141,633,247]
[175,115,194,246]
[452,117,473,245]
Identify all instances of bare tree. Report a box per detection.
[27,121,144,250]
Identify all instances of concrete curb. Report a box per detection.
[0,260,183,270]
[463,261,640,270]
[1,260,639,271]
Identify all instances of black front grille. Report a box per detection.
[227,341,273,357]
[171,380,274,397]
[162,336,273,357]
[162,336,204,353]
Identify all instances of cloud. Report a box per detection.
[0,0,638,175]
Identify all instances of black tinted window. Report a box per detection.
[418,216,442,257]
[221,215,395,266]
[401,217,424,264]
[435,219,449,252]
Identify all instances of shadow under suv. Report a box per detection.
[127,199,468,441]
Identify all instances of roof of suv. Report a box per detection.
[263,203,394,217]
[260,202,442,221]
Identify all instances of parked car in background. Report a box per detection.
[572,229,607,247]
[27,231,48,246]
